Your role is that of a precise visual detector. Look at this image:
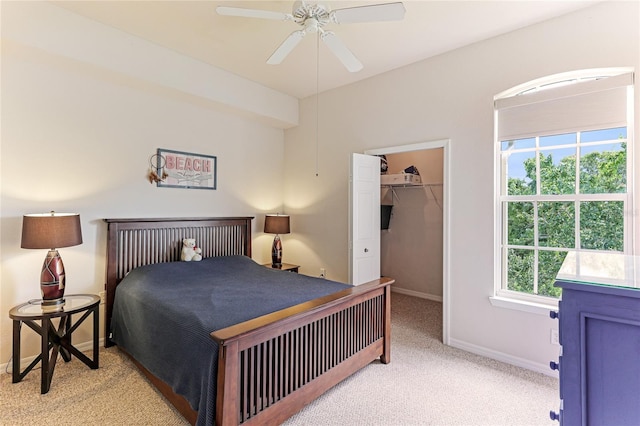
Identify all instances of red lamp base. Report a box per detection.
[41,249,66,305]
[271,235,283,267]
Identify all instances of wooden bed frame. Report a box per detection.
[104,217,393,425]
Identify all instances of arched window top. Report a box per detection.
[494,68,633,141]
[495,67,634,100]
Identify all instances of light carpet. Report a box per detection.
[1,294,558,425]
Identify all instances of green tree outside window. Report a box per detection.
[503,129,626,298]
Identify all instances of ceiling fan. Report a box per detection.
[216,1,406,72]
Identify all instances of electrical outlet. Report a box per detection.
[320,268,326,278]
[550,329,560,345]
[99,291,106,305]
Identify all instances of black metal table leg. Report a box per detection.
[12,320,20,384]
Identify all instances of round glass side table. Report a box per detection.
[9,294,100,394]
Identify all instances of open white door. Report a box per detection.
[349,153,381,285]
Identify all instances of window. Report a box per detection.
[494,70,634,304]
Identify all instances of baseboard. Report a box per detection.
[391,287,443,302]
[1,338,105,374]
[449,337,558,378]
[386,288,553,378]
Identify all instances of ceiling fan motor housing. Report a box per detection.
[292,1,330,27]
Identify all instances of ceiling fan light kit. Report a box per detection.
[216,1,405,72]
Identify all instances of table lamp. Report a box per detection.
[21,212,83,305]
[264,214,290,268]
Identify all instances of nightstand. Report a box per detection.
[262,263,299,273]
[9,294,100,394]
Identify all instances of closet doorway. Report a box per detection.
[365,139,450,344]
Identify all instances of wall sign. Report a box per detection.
[156,148,217,190]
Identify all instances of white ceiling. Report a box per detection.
[53,1,598,99]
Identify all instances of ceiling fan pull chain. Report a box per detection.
[315,30,320,177]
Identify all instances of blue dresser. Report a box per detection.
[550,252,640,425]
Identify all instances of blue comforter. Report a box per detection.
[110,255,350,425]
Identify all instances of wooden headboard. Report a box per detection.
[103,217,253,346]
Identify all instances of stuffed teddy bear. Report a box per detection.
[181,238,202,262]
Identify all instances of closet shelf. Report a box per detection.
[381,183,443,189]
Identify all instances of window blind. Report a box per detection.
[496,72,633,141]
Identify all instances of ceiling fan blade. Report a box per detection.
[331,2,406,24]
[267,30,306,65]
[321,31,363,73]
[216,6,291,21]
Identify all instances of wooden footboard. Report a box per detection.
[212,278,392,425]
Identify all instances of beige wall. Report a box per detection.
[0,2,291,363]
[284,1,640,373]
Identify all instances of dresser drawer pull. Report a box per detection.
[550,310,559,319]
[549,361,560,371]
[550,410,561,421]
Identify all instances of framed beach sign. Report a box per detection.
[157,148,217,190]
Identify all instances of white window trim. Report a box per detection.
[494,67,633,99]
[493,69,635,310]
[489,294,558,316]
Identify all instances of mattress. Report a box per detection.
[110,255,350,425]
